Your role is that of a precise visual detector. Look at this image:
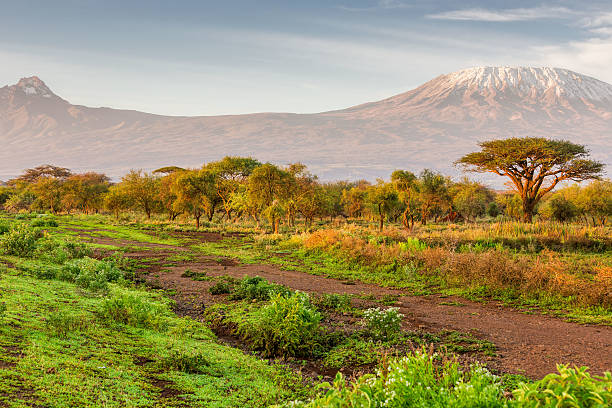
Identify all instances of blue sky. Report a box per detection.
[2,0,612,115]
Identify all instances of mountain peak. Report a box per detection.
[439,66,612,101]
[14,76,55,98]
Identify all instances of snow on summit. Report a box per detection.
[443,67,612,101]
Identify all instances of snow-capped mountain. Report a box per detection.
[1,67,611,182]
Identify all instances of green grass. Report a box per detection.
[0,267,304,407]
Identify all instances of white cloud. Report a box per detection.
[427,6,578,22]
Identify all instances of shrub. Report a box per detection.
[31,217,59,228]
[30,264,62,280]
[314,293,352,312]
[292,350,508,408]
[238,292,321,357]
[35,238,91,264]
[0,223,40,257]
[159,348,212,374]
[362,307,403,340]
[514,365,612,407]
[209,281,232,295]
[0,302,6,318]
[229,276,290,301]
[0,222,10,235]
[46,309,89,338]
[98,289,172,331]
[61,257,123,291]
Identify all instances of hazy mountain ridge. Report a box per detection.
[1,67,611,182]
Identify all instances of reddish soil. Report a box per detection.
[84,230,612,379]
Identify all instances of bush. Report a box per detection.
[98,289,172,331]
[293,350,507,408]
[46,309,89,338]
[0,222,10,235]
[487,202,500,218]
[61,257,123,291]
[36,238,91,264]
[229,276,290,301]
[31,217,59,228]
[0,223,40,257]
[159,348,213,374]
[314,293,352,312]
[30,264,62,280]
[514,365,612,407]
[362,307,403,340]
[238,292,321,357]
[209,281,232,295]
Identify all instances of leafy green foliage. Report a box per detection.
[159,348,213,374]
[209,281,233,295]
[362,307,403,340]
[238,292,321,357]
[60,257,123,290]
[513,366,612,407]
[98,289,173,330]
[293,350,508,407]
[46,309,90,338]
[31,217,59,228]
[229,275,290,301]
[35,236,91,263]
[314,293,352,312]
[0,223,40,257]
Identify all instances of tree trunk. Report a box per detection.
[378,203,384,232]
[522,199,535,223]
[195,214,201,229]
[274,218,280,234]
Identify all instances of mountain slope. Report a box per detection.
[1,67,611,182]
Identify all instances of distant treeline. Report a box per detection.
[1,157,610,230]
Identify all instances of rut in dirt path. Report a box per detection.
[80,229,612,379]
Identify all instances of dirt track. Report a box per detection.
[80,229,612,379]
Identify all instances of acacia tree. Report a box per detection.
[119,170,160,219]
[104,185,130,219]
[341,186,367,219]
[247,163,294,233]
[172,169,216,228]
[457,138,603,222]
[366,181,398,232]
[391,170,417,229]
[450,178,494,222]
[208,156,261,221]
[62,173,110,214]
[30,177,64,213]
[417,169,450,225]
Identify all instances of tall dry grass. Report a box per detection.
[300,228,612,308]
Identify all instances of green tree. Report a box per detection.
[417,169,450,225]
[577,180,612,226]
[104,185,130,219]
[450,178,494,222]
[391,170,418,229]
[119,170,160,219]
[61,173,110,214]
[207,157,261,221]
[457,137,603,222]
[541,195,579,222]
[341,186,367,218]
[30,177,64,213]
[172,169,216,228]
[158,171,185,221]
[366,181,398,232]
[247,163,294,233]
